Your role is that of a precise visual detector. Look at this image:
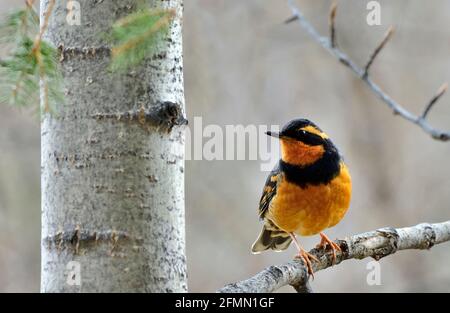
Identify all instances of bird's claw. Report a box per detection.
[316,232,341,264]
[294,248,318,279]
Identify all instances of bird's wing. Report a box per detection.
[258,163,281,219]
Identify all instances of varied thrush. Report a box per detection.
[252,119,352,276]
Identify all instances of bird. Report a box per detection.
[251,118,352,276]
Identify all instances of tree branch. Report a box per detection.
[328,2,337,49]
[363,26,395,77]
[285,0,450,142]
[422,83,448,119]
[218,221,450,293]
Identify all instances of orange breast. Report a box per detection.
[267,162,351,236]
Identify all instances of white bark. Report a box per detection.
[40,0,187,292]
[218,221,450,293]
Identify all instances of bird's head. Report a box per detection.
[266,119,332,166]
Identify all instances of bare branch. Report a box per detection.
[363,26,395,77]
[422,82,448,119]
[218,221,450,293]
[285,0,450,142]
[329,2,337,48]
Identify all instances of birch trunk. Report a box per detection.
[40,0,187,292]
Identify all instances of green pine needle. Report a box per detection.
[1,5,176,113]
[0,7,63,113]
[0,7,39,45]
[109,8,176,72]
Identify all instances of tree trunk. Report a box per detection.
[40,0,187,292]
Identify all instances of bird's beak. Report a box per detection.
[265,131,281,139]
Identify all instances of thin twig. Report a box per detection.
[32,0,56,112]
[422,82,448,119]
[285,0,450,142]
[284,15,299,24]
[32,0,54,53]
[218,221,450,293]
[20,0,35,35]
[363,26,395,77]
[329,2,337,48]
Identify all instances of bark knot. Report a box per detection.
[417,223,436,249]
[372,227,400,260]
[92,101,187,133]
[43,228,133,255]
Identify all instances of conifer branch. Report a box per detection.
[0,1,61,112]
[109,8,176,71]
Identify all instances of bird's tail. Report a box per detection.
[251,220,292,253]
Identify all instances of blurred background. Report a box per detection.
[1,0,450,292]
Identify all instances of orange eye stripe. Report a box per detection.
[300,125,329,139]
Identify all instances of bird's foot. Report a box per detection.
[289,232,318,278]
[316,232,341,264]
[294,248,319,279]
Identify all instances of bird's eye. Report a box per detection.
[301,130,307,135]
